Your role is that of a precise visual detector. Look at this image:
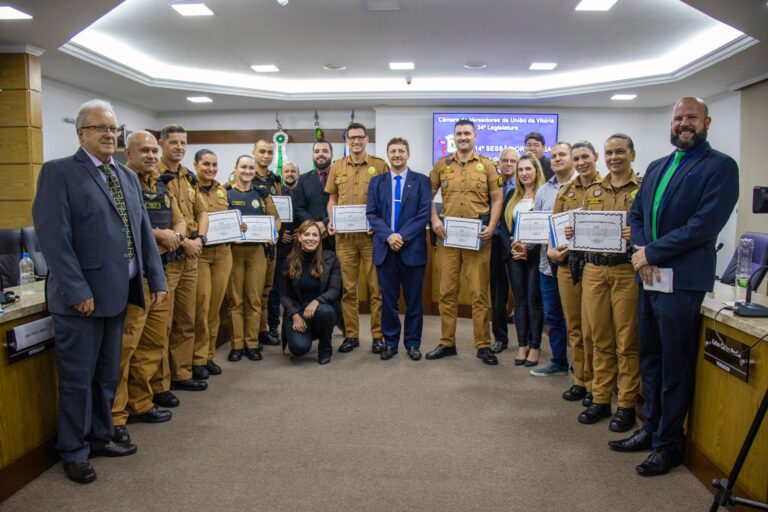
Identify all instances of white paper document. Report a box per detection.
[241,215,277,243]
[549,210,576,249]
[332,205,369,233]
[514,211,552,244]
[572,211,626,253]
[443,216,481,250]
[272,196,293,223]
[206,210,244,245]
[642,267,674,293]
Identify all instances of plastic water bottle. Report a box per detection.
[735,238,754,302]
[19,252,35,297]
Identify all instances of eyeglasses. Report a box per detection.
[346,135,366,141]
[81,125,120,134]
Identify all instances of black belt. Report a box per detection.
[586,253,632,267]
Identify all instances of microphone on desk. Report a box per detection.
[734,265,768,318]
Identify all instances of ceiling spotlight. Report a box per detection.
[323,64,346,71]
[251,64,280,73]
[389,62,414,70]
[0,6,33,19]
[187,96,213,103]
[529,62,557,71]
[611,94,637,101]
[575,0,618,11]
[464,62,487,69]
[171,3,214,16]
[277,0,289,5]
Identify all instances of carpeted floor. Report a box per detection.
[2,315,713,512]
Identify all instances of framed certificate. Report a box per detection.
[206,210,244,245]
[549,210,576,249]
[241,215,276,243]
[272,196,293,223]
[332,205,369,233]
[572,211,626,253]
[443,216,482,250]
[514,211,552,244]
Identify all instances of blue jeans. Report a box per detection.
[539,272,568,369]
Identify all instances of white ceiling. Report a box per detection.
[1,0,767,112]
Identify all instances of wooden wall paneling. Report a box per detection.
[0,54,31,89]
[0,90,33,127]
[0,128,43,165]
[0,165,37,200]
[0,200,33,228]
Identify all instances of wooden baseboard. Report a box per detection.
[684,439,762,511]
[0,437,58,503]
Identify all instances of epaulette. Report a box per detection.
[269,171,281,184]
[255,186,269,199]
[186,171,198,186]
[445,157,454,166]
[159,172,177,184]
[224,183,233,191]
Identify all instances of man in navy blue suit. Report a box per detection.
[611,97,739,476]
[33,100,167,484]
[366,138,431,360]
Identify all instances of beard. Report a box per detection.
[283,177,297,187]
[671,127,707,150]
[314,159,331,170]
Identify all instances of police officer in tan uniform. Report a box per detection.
[325,122,389,353]
[427,119,503,365]
[192,149,232,376]
[112,131,180,444]
[577,134,641,433]
[151,125,209,408]
[548,142,599,407]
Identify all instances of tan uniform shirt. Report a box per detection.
[583,172,641,214]
[325,153,389,205]
[130,165,184,226]
[198,179,229,214]
[430,152,500,218]
[553,174,600,215]
[159,161,207,236]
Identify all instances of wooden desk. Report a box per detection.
[686,283,768,504]
[0,280,58,502]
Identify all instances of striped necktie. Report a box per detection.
[101,164,135,259]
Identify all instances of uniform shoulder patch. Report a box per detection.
[497,176,503,187]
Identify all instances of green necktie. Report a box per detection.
[651,150,685,241]
[102,164,135,259]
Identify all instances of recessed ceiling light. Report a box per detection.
[529,62,557,71]
[251,64,280,73]
[464,62,487,69]
[611,94,637,101]
[389,62,414,70]
[575,0,618,11]
[323,64,346,71]
[187,96,213,103]
[0,6,33,19]
[171,3,214,16]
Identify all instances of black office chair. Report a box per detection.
[720,232,768,290]
[21,226,48,279]
[0,228,23,288]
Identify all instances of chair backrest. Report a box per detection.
[720,232,768,290]
[21,226,48,278]
[0,229,23,288]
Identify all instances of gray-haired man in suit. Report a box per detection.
[32,100,167,484]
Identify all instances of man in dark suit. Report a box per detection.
[490,147,519,353]
[612,97,739,476]
[366,137,431,360]
[525,132,553,180]
[32,100,167,484]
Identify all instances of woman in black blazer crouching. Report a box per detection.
[279,220,341,364]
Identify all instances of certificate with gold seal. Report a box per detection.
[206,210,244,245]
[572,211,626,253]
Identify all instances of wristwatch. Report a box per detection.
[199,234,208,246]
[177,233,185,244]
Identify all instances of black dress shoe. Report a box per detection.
[338,338,360,353]
[425,344,457,360]
[113,425,131,444]
[205,360,222,375]
[192,365,210,380]
[372,338,385,354]
[562,385,587,402]
[171,379,208,392]
[636,447,683,476]
[380,346,397,360]
[609,406,637,433]
[91,440,137,458]
[318,354,332,365]
[608,429,653,452]
[269,326,280,343]
[490,340,508,354]
[153,391,180,408]
[578,403,612,424]
[245,348,263,361]
[582,392,593,407]
[228,349,243,361]
[259,331,280,346]
[407,347,422,361]
[64,460,96,484]
[476,348,499,365]
[127,406,172,424]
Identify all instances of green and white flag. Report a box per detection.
[273,131,288,177]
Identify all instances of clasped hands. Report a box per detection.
[292,300,320,333]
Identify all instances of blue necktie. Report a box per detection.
[393,175,402,232]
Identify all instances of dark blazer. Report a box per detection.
[366,170,431,267]
[279,250,341,318]
[33,148,166,316]
[629,141,739,292]
[293,169,330,227]
[495,184,517,252]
